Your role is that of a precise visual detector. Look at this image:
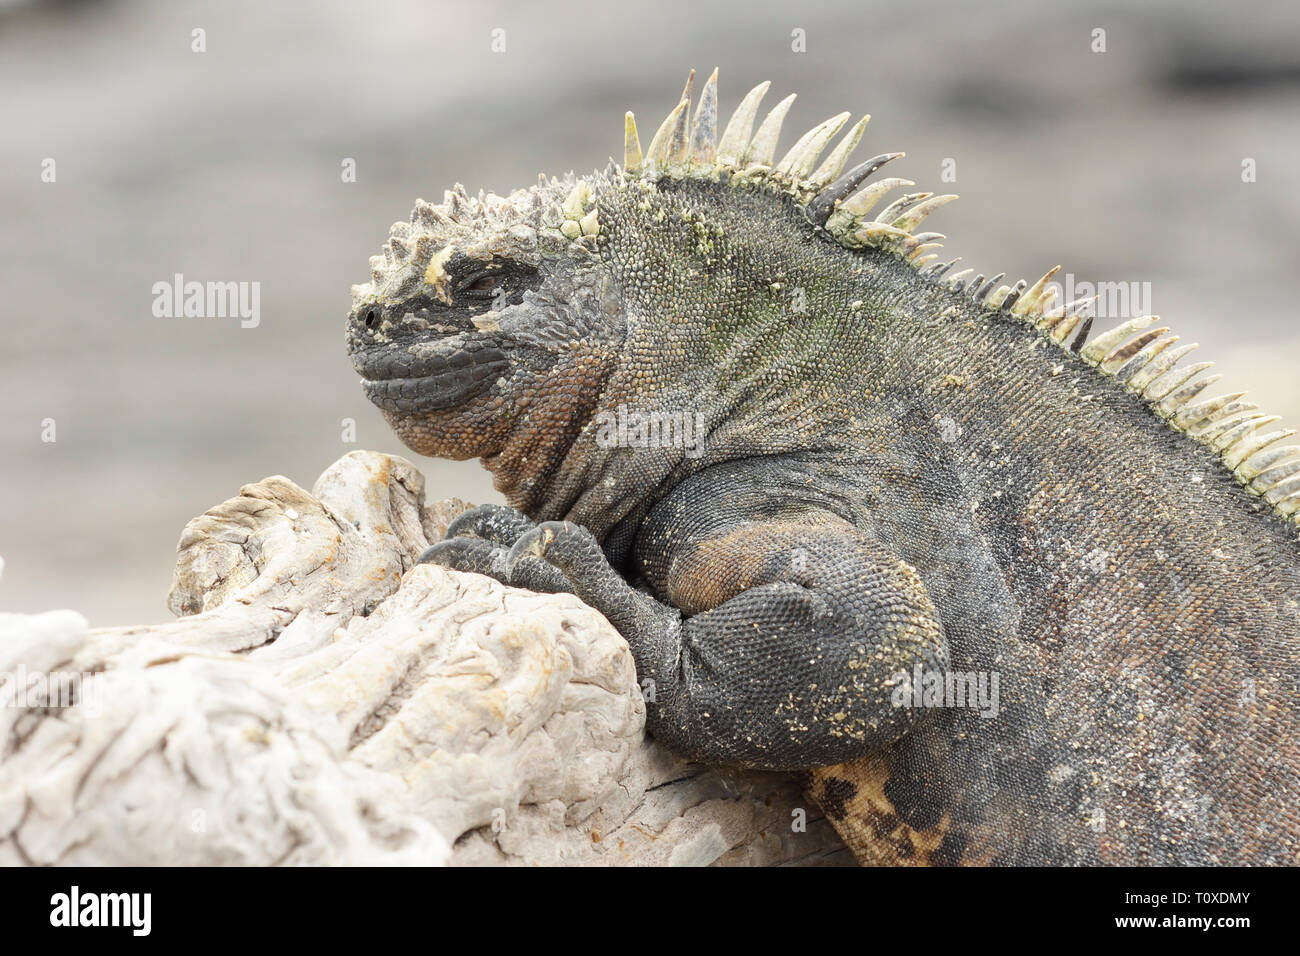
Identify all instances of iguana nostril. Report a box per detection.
[365,308,377,328]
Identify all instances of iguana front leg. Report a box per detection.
[630,477,950,771]
[421,494,947,771]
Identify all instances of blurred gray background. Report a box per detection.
[2,0,1298,625]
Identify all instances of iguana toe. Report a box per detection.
[502,521,606,596]
[443,503,538,547]
[416,536,509,580]
[421,517,589,595]
[505,521,602,577]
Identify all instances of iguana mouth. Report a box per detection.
[354,345,508,412]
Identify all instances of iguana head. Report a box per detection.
[344,172,623,466]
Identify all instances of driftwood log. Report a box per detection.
[0,452,849,865]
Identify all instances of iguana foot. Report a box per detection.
[506,521,679,634]
[417,503,567,593]
[418,507,677,639]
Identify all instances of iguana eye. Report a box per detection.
[461,274,499,297]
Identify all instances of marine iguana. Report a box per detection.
[344,69,1299,865]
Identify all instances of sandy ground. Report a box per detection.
[1,0,1298,625]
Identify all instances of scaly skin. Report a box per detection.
[345,72,1300,864]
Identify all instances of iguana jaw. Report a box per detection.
[351,333,509,413]
[349,279,624,471]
